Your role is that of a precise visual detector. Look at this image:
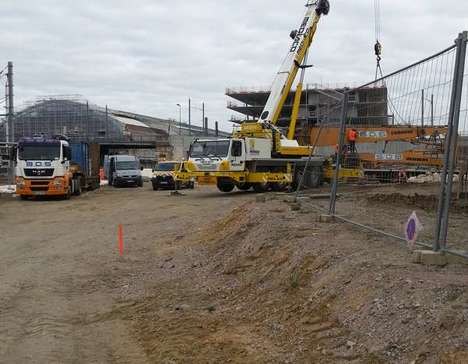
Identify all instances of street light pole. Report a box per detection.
[6,62,14,143]
[202,102,206,135]
[176,103,182,135]
[423,93,435,127]
[188,98,191,136]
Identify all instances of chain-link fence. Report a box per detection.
[323,31,468,259]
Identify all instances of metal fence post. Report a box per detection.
[329,91,349,215]
[421,89,425,127]
[435,31,468,250]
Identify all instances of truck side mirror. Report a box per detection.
[10,146,17,160]
[140,166,144,171]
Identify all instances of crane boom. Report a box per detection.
[177,1,333,194]
[258,0,330,128]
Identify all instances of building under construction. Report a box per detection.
[226,83,389,143]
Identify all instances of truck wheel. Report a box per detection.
[73,177,82,196]
[217,179,235,193]
[271,182,288,192]
[20,195,29,201]
[174,180,181,190]
[189,181,195,189]
[152,183,159,191]
[253,183,268,193]
[138,178,143,187]
[65,185,72,200]
[236,183,252,191]
[309,167,322,188]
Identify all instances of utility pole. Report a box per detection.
[6,61,14,190]
[86,101,90,141]
[105,105,109,138]
[188,98,191,135]
[204,117,209,136]
[6,62,14,143]
[202,102,205,135]
[421,89,425,127]
[176,104,182,135]
[431,94,434,126]
[215,121,219,137]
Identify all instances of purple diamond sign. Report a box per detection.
[405,211,423,249]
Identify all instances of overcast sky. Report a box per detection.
[2,0,467,131]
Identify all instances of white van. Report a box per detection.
[105,155,143,187]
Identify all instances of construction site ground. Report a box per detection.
[0,184,467,364]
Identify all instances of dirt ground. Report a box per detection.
[1,183,468,363]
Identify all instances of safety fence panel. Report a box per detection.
[296,91,347,192]
[445,36,468,256]
[330,41,462,251]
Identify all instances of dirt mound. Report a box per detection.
[367,192,468,214]
[367,192,439,210]
[129,198,468,363]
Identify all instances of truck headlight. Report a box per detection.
[54,177,64,188]
[16,177,25,189]
[219,160,231,171]
[185,161,196,172]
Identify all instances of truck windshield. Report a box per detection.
[116,161,138,170]
[190,140,230,158]
[18,144,61,160]
[155,163,176,171]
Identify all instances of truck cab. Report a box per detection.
[15,136,84,199]
[187,139,245,173]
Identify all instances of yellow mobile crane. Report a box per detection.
[177,0,333,193]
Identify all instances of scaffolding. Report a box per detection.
[226,84,389,142]
[8,95,125,142]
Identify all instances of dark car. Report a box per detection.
[151,161,194,190]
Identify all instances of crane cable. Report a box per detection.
[374,0,383,80]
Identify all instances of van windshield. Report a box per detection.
[190,140,230,158]
[116,161,138,170]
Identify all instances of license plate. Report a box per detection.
[33,191,46,195]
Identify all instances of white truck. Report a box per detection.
[176,0,331,193]
[15,136,100,199]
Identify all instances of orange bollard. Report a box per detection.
[118,224,124,256]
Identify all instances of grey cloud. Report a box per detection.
[2,0,467,131]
